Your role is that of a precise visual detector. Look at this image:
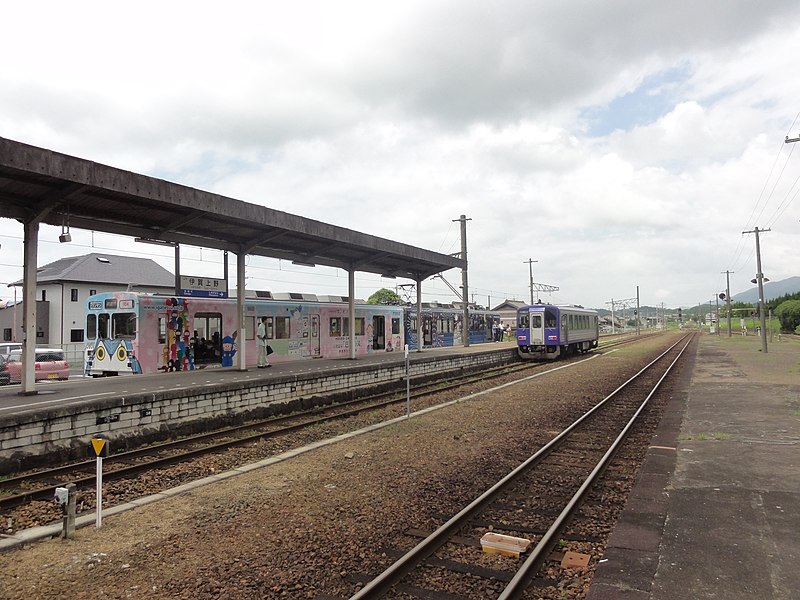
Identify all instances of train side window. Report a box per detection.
[158,317,167,344]
[244,316,255,340]
[112,313,136,339]
[519,313,529,328]
[392,318,400,334]
[98,313,110,339]
[330,317,343,336]
[87,314,97,340]
[275,316,290,339]
[544,309,557,328]
[266,317,274,338]
[339,317,365,335]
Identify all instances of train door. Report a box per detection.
[372,315,385,350]
[529,311,544,344]
[423,314,433,347]
[194,312,222,364]
[310,314,320,356]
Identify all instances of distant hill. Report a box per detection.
[731,276,800,304]
[591,276,800,318]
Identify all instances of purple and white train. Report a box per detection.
[516,303,599,360]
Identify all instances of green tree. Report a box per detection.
[774,299,800,333]
[367,288,402,305]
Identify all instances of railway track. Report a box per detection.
[345,333,693,599]
[0,333,661,535]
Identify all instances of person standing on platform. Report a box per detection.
[257,317,271,368]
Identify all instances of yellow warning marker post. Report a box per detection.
[90,437,109,528]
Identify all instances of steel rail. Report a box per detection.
[349,333,691,599]
[0,353,550,509]
[498,333,694,599]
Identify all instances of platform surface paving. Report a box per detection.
[588,332,800,599]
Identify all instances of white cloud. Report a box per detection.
[2,1,800,310]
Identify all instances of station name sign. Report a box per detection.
[180,276,228,298]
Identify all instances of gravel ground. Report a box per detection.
[0,334,686,599]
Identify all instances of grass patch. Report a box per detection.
[680,432,731,441]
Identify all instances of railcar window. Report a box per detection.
[330,318,343,337]
[87,314,97,340]
[392,318,400,334]
[112,313,136,339]
[244,316,255,341]
[257,316,274,339]
[532,315,541,328]
[518,313,529,328]
[158,317,166,344]
[275,316,290,339]
[341,317,366,335]
[545,309,557,328]
[98,313,110,339]
[470,315,486,331]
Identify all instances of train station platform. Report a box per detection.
[588,332,800,600]
[0,340,518,412]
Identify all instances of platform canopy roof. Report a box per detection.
[0,137,463,281]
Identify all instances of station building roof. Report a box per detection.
[0,137,463,281]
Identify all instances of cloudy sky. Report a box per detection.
[2,1,800,311]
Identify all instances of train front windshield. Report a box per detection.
[517,312,542,329]
[87,312,136,339]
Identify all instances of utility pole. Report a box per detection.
[721,270,733,337]
[610,299,615,334]
[742,226,770,353]
[524,258,538,305]
[636,286,640,336]
[454,215,472,347]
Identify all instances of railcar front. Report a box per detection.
[516,304,559,360]
[517,304,599,360]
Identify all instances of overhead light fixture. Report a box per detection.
[59,205,71,243]
[291,260,316,268]
[135,237,177,247]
